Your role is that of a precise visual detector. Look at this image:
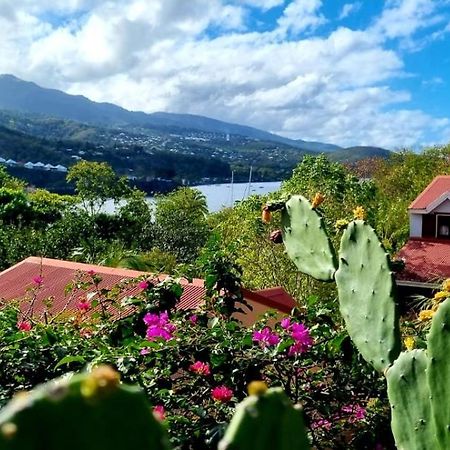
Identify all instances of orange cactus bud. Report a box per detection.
[311,193,325,208]
[261,206,272,223]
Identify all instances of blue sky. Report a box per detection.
[0,0,449,149]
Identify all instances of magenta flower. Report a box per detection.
[189,361,211,376]
[153,405,165,421]
[211,386,233,403]
[32,275,43,285]
[280,317,291,329]
[311,418,332,430]
[77,299,90,312]
[341,404,366,422]
[144,312,176,341]
[252,327,280,347]
[138,280,149,290]
[87,269,96,276]
[189,314,198,324]
[17,320,32,332]
[140,348,150,355]
[288,323,313,355]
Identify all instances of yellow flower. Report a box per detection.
[433,291,450,302]
[353,206,366,220]
[335,219,349,230]
[442,279,450,291]
[248,381,268,396]
[418,310,434,321]
[311,192,325,208]
[404,336,415,351]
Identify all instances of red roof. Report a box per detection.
[409,176,450,211]
[396,238,450,283]
[0,257,295,321]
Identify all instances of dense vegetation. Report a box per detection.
[0,145,449,449]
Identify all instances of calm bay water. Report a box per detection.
[103,181,281,214]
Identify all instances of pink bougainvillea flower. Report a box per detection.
[138,280,149,290]
[189,361,211,376]
[153,405,165,421]
[211,386,233,403]
[311,418,332,430]
[289,323,313,352]
[144,311,176,341]
[252,327,280,347]
[189,314,198,324]
[17,321,32,332]
[32,275,43,285]
[280,317,291,329]
[87,269,96,276]
[140,348,150,355]
[341,404,366,422]
[77,299,91,312]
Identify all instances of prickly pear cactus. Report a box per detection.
[335,220,401,372]
[219,386,310,450]
[281,195,337,281]
[427,298,450,450]
[386,350,438,450]
[0,366,171,450]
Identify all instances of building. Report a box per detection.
[396,175,450,294]
[0,257,295,325]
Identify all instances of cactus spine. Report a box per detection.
[219,387,310,450]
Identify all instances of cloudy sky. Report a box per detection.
[0,0,449,149]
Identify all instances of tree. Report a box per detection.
[66,161,131,215]
[154,188,209,262]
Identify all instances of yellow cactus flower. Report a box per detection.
[433,291,450,302]
[404,336,415,351]
[418,310,434,321]
[247,381,268,396]
[335,219,349,230]
[81,365,120,398]
[311,192,325,208]
[442,279,450,291]
[353,206,366,220]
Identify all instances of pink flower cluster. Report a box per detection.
[77,298,91,312]
[281,318,313,356]
[32,275,43,285]
[189,361,211,376]
[17,320,32,332]
[211,386,233,403]
[311,418,332,430]
[153,405,165,421]
[341,404,366,422]
[252,327,280,348]
[144,312,176,341]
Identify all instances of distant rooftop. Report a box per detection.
[409,175,450,211]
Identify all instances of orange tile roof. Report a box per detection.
[0,257,295,320]
[396,238,450,283]
[409,176,450,211]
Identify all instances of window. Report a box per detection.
[437,214,450,239]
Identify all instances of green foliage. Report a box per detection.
[66,160,131,215]
[155,187,209,262]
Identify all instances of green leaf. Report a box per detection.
[54,355,86,370]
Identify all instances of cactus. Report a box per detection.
[0,366,171,450]
[281,195,337,281]
[219,387,310,450]
[335,220,401,372]
[427,298,450,450]
[386,350,438,450]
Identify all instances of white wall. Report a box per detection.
[433,199,450,213]
[410,213,422,237]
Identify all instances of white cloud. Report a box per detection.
[0,0,448,148]
[339,2,362,20]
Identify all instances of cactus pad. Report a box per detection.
[386,350,437,450]
[281,195,337,281]
[218,387,310,450]
[335,220,400,372]
[427,298,450,450]
[0,366,171,450]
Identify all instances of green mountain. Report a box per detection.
[329,146,392,163]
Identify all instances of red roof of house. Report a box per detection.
[396,238,450,283]
[0,257,295,320]
[409,176,450,211]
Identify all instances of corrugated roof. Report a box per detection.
[409,176,450,211]
[0,257,295,321]
[396,238,450,283]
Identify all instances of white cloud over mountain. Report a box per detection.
[0,0,449,148]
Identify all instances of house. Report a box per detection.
[0,257,296,325]
[396,176,450,294]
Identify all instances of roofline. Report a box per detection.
[242,287,295,314]
[396,280,441,289]
[409,175,450,210]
